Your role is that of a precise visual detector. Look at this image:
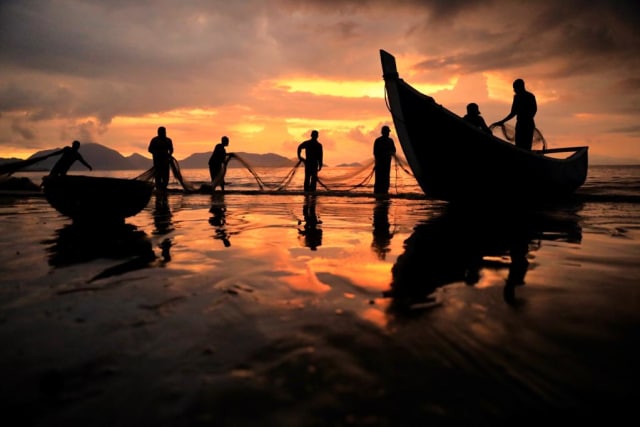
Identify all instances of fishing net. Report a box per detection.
[269,159,301,191]
[0,150,64,181]
[2,145,413,196]
[489,123,547,150]
[215,154,405,194]
[134,157,199,192]
[228,154,268,190]
[169,158,198,192]
[317,158,375,191]
[133,167,155,182]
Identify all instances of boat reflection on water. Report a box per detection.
[44,221,156,283]
[371,198,394,260]
[385,202,583,312]
[209,193,231,247]
[298,194,323,250]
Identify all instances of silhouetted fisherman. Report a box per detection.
[148,126,174,191]
[463,103,492,134]
[492,79,537,150]
[373,125,396,194]
[297,130,323,192]
[208,136,233,192]
[49,140,93,176]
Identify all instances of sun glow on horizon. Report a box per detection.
[272,78,386,98]
[115,109,219,126]
[273,77,456,100]
[486,74,559,104]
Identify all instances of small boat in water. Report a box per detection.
[42,175,153,223]
[379,49,589,203]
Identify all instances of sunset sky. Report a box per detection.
[1,0,639,165]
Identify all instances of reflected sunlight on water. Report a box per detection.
[2,164,640,424]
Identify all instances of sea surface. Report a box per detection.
[1,163,639,425]
[14,162,640,199]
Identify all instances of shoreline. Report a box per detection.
[2,175,640,203]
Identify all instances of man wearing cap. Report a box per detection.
[373,125,397,194]
[463,103,492,134]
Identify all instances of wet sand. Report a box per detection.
[1,190,639,425]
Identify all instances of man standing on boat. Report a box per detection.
[373,125,397,194]
[297,130,323,192]
[49,140,93,176]
[148,126,174,191]
[491,79,537,150]
[209,136,232,192]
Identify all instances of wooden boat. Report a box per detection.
[41,175,153,223]
[380,49,589,203]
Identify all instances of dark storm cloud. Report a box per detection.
[0,0,282,122]
[10,119,36,141]
[0,1,269,81]
[406,0,640,76]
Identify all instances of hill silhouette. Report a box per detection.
[0,143,295,171]
[179,151,296,169]
[2,143,636,170]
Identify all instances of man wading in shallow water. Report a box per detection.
[373,125,396,194]
[148,126,174,192]
[297,130,323,192]
[208,136,233,192]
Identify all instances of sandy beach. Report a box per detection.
[1,188,639,425]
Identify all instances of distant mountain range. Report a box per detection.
[0,142,298,171]
[0,142,636,171]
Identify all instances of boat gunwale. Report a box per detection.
[379,48,588,202]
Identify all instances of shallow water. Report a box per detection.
[1,187,639,425]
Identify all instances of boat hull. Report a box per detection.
[42,175,153,223]
[380,50,588,203]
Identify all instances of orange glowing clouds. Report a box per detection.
[272,74,456,102]
[1,1,639,164]
[273,78,385,98]
[486,74,559,105]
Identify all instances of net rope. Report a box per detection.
[0,149,64,181]
[3,144,413,195]
[489,123,547,150]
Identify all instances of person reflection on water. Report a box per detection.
[209,193,231,247]
[298,194,322,250]
[503,232,530,306]
[152,193,173,236]
[372,199,393,260]
[297,130,323,192]
[49,140,93,177]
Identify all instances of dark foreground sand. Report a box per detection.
[1,188,639,426]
